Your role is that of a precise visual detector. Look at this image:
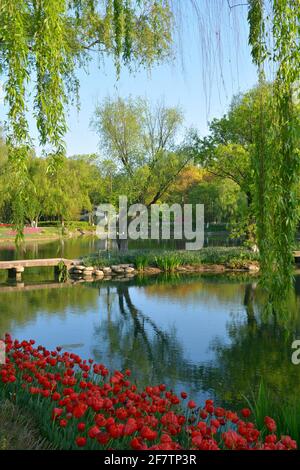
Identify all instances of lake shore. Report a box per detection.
[0,226,96,243]
[76,247,260,281]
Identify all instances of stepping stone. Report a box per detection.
[125,267,135,273]
[94,270,104,277]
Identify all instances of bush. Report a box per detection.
[66,221,95,231]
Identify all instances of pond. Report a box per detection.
[0,232,239,261]
[1,271,300,410]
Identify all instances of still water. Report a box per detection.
[1,271,300,409]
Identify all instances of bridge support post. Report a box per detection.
[54,266,60,281]
[8,266,25,282]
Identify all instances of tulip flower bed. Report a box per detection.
[0,334,297,451]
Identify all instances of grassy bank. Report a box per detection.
[0,398,52,450]
[83,247,259,271]
[0,226,59,241]
[0,222,96,243]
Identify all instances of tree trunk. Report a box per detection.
[117,238,128,252]
[243,283,257,326]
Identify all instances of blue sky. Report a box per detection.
[0,2,258,157]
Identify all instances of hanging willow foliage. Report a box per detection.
[248,0,300,299]
[0,0,173,233]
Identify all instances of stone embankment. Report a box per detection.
[68,261,260,282]
[69,264,136,281]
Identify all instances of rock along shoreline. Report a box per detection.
[67,261,260,282]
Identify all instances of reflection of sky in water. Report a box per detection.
[9,287,100,357]
[125,286,238,362]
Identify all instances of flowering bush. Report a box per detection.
[0,334,297,451]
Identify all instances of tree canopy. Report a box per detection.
[190,84,275,203]
[91,96,189,206]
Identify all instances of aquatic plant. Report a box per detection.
[155,254,181,272]
[135,255,149,271]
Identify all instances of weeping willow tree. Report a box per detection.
[0,0,172,236]
[174,0,299,299]
[247,0,300,299]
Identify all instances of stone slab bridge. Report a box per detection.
[0,258,79,281]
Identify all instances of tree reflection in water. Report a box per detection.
[197,281,300,408]
[92,283,194,391]
[91,276,300,409]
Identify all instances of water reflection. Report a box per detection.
[0,233,237,261]
[92,284,189,390]
[0,273,299,407]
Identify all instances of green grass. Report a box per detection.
[0,223,96,241]
[83,247,259,270]
[0,398,53,450]
[0,226,60,240]
[247,382,300,445]
[135,254,150,270]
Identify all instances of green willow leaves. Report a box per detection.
[248,0,300,299]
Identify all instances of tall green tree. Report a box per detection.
[189,84,275,243]
[191,83,273,208]
[0,127,7,166]
[91,96,190,207]
[248,0,300,298]
[0,152,104,226]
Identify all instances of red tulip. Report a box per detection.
[88,425,100,439]
[264,416,276,433]
[73,403,88,419]
[188,400,196,409]
[1,335,296,452]
[241,408,251,418]
[75,437,87,447]
[77,422,86,432]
